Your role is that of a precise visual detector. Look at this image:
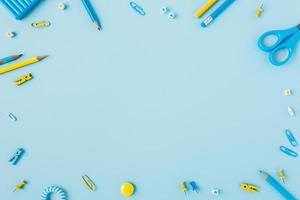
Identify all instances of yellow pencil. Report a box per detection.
[0,55,48,74]
[194,0,219,18]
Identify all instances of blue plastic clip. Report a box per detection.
[285,129,298,147]
[129,1,145,16]
[279,146,298,158]
[9,148,25,165]
[190,181,200,193]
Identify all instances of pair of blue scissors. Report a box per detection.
[258,24,300,66]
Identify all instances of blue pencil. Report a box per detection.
[260,171,297,200]
[0,54,23,65]
[81,0,101,30]
[201,0,235,28]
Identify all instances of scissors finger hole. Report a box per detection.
[262,34,279,47]
[272,48,289,63]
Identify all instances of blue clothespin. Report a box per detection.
[9,148,25,165]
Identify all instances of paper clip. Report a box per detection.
[31,20,51,28]
[285,129,298,147]
[9,148,25,165]
[129,2,145,16]
[82,175,96,191]
[240,183,259,192]
[8,112,17,121]
[14,73,32,86]
[279,146,298,158]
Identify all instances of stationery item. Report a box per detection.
[280,146,298,157]
[41,186,67,200]
[258,24,300,66]
[190,181,199,193]
[283,89,292,96]
[0,55,47,75]
[278,169,286,184]
[201,0,235,28]
[6,31,16,38]
[240,183,259,192]
[15,73,32,86]
[260,171,297,200]
[168,12,176,19]
[129,1,145,16]
[58,3,66,10]
[211,188,221,196]
[31,21,51,28]
[82,175,96,191]
[9,148,25,165]
[287,106,295,117]
[81,0,101,30]
[255,4,264,17]
[120,182,135,197]
[161,6,169,14]
[180,181,189,200]
[285,129,298,147]
[8,113,17,121]
[14,180,27,191]
[0,54,23,65]
[194,0,218,18]
[0,0,42,20]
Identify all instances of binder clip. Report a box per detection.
[9,148,25,165]
[14,73,32,86]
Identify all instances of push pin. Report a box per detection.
[283,89,292,96]
[190,181,200,193]
[211,188,221,196]
[9,148,25,165]
[14,180,27,192]
[255,4,264,17]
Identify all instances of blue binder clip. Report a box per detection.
[9,148,25,165]
[285,129,298,147]
[0,0,42,20]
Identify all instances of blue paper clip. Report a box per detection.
[285,129,298,147]
[279,146,298,158]
[129,1,145,16]
[9,148,25,165]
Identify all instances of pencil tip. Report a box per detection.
[37,55,49,60]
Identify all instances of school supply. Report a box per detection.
[15,73,32,86]
[201,0,235,28]
[283,89,292,96]
[9,148,25,165]
[41,186,67,200]
[278,169,286,184]
[120,182,135,197]
[31,21,51,28]
[14,180,27,191]
[161,6,177,20]
[0,55,47,75]
[6,31,16,38]
[8,113,17,121]
[161,7,169,14]
[129,1,145,16]
[58,3,66,10]
[287,106,295,117]
[211,188,221,196]
[240,183,259,192]
[258,24,300,66]
[285,129,298,147]
[194,0,218,18]
[190,181,199,193]
[255,4,264,17]
[280,146,298,157]
[0,0,42,20]
[0,54,22,65]
[180,181,189,200]
[81,175,96,191]
[260,171,297,200]
[81,0,101,30]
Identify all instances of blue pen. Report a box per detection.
[201,0,235,28]
[81,0,102,30]
[0,54,23,65]
[260,171,297,200]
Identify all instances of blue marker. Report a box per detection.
[201,0,235,28]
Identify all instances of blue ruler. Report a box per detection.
[0,0,42,20]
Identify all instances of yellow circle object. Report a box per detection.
[120,182,135,197]
[58,3,66,10]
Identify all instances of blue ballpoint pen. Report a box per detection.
[0,54,23,65]
[201,0,235,28]
[81,0,102,30]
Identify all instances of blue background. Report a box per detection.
[1,0,300,199]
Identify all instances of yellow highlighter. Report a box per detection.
[195,0,219,18]
[0,55,48,75]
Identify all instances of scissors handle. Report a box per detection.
[269,31,300,66]
[258,26,299,52]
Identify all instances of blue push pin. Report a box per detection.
[190,181,200,193]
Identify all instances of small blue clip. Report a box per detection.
[129,1,145,16]
[190,181,200,193]
[280,146,298,158]
[285,129,298,147]
[9,148,25,165]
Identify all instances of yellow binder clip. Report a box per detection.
[82,175,97,191]
[31,20,51,28]
[240,183,259,192]
[14,73,32,86]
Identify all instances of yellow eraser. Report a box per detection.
[120,182,135,197]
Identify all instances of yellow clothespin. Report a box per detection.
[14,180,27,192]
[82,175,97,191]
[14,73,32,86]
[240,183,259,192]
[278,169,286,184]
